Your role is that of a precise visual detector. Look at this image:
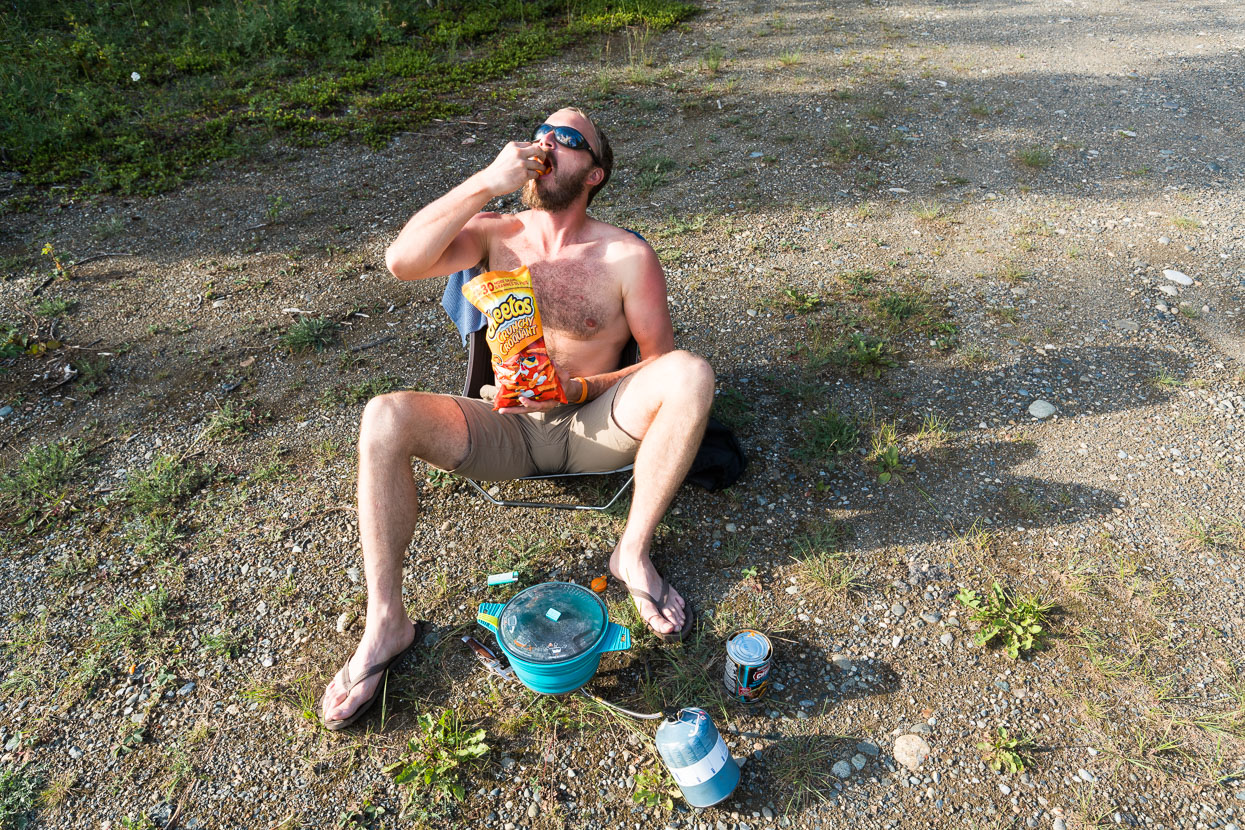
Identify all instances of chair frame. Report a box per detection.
[461,327,639,511]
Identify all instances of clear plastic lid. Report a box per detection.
[499,582,607,664]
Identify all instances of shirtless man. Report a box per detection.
[320,107,715,729]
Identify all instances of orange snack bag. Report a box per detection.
[462,265,567,410]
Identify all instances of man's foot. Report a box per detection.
[609,547,687,637]
[320,616,419,728]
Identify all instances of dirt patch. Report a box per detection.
[1,0,1243,827]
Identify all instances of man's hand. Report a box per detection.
[477,141,547,199]
[496,376,582,415]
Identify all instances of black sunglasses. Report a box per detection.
[533,124,601,167]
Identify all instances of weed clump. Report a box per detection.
[387,710,489,808]
[957,582,1054,659]
[280,315,339,353]
[797,409,859,465]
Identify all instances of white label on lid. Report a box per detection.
[667,735,730,788]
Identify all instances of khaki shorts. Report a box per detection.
[446,378,640,481]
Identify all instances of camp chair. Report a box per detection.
[460,325,640,511]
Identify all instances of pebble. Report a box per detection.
[1054,820,1067,830]
[893,735,931,771]
[857,741,880,757]
[909,723,933,736]
[831,654,853,672]
[528,802,540,819]
[1112,319,1140,333]
[890,603,906,617]
[851,753,867,770]
[0,406,12,420]
[1163,269,1194,286]
[1158,236,1171,245]
[176,682,196,696]
[336,612,354,633]
[501,756,517,770]
[1028,400,1056,419]
[1078,768,1096,782]
[68,746,83,759]
[919,612,941,624]
[1000,783,1011,795]
[832,760,852,778]
[940,633,955,647]
[346,567,361,584]
[1158,284,1179,296]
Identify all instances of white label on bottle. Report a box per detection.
[667,735,730,787]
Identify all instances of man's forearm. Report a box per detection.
[384,173,495,280]
[574,357,658,403]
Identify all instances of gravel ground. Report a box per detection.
[1,0,1243,828]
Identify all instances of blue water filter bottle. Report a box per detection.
[654,707,740,808]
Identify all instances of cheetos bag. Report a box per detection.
[461,266,567,410]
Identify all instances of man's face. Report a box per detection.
[520,109,600,213]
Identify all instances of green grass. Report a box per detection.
[1015,146,1052,170]
[0,439,91,529]
[700,44,725,75]
[977,727,1035,774]
[841,334,898,377]
[123,514,183,559]
[280,315,339,353]
[0,765,42,829]
[910,201,943,221]
[957,582,1054,660]
[94,587,177,659]
[117,454,211,517]
[824,125,879,166]
[712,387,755,433]
[771,734,842,813]
[325,375,402,405]
[386,710,489,806]
[876,290,931,323]
[634,155,678,192]
[34,297,76,317]
[796,409,859,465]
[868,421,901,483]
[2,0,697,195]
[791,524,862,599]
[203,400,268,441]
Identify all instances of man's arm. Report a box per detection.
[385,141,546,281]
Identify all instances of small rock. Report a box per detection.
[893,735,931,771]
[920,612,941,624]
[336,612,354,633]
[832,760,852,779]
[890,603,907,618]
[0,406,12,420]
[1158,284,1179,296]
[1028,400,1056,419]
[831,653,853,672]
[940,633,954,647]
[784,585,799,594]
[725,522,737,533]
[1078,768,1096,783]
[500,756,516,770]
[857,741,880,757]
[527,802,540,819]
[346,567,361,584]
[762,807,774,819]
[176,682,196,697]
[1162,269,1193,286]
[1054,820,1067,830]
[1157,236,1171,245]
[1112,319,1140,333]
[909,723,933,736]
[68,746,83,759]
[1000,783,1011,795]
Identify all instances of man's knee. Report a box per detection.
[359,392,426,457]
[654,350,715,403]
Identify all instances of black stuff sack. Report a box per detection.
[685,417,747,491]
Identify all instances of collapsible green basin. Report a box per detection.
[477,581,631,694]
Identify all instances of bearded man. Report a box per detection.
[320,107,714,729]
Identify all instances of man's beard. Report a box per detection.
[521,164,592,212]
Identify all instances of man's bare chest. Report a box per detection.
[489,245,622,340]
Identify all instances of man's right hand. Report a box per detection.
[477,141,547,198]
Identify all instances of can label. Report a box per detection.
[723,629,773,703]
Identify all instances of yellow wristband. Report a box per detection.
[571,377,589,404]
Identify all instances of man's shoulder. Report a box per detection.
[587,219,657,259]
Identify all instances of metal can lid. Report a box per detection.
[726,629,770,664]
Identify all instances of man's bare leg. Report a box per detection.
[607,350,715,635]
[321,392,469,723]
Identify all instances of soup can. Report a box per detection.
[723,629,773,704]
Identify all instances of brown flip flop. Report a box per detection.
[321,620,428,731]
[626,578,694,643]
